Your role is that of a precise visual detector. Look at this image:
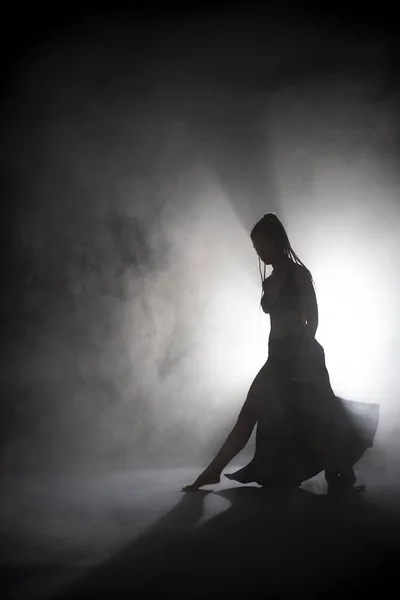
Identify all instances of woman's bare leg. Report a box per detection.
[182,417,256,491]
[182,363,275,491]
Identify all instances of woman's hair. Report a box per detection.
[250,212,314,289]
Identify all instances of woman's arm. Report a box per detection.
[294,267,318,338]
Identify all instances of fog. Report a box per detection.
[2,6,400,480]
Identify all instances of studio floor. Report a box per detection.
[1,460,399,599]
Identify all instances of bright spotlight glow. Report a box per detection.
[268,90,400,411]
[313,246,387,401]
[277,172,398,406]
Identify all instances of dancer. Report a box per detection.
[183,213,379,492]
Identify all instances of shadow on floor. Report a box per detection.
[54,485,399,599]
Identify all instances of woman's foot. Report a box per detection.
[182,467,221,491]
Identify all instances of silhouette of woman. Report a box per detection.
[183,213,379,493]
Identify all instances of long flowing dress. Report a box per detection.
[226,264,380,487]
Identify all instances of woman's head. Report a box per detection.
[250,213,292,266]
[250,212,312,285]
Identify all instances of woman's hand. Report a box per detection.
[263,270,287,302]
